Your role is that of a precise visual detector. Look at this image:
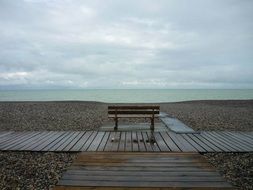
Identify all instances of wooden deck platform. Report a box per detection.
[54,152,233,189]
[0,131,253,152]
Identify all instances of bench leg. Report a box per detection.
[114,117,118,131]
[150,118,154,131]
[148,131,156,144]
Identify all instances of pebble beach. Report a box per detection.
[0,100,253,189]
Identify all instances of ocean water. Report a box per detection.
[0,89,253,103]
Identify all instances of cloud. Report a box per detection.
[0,0,252,89]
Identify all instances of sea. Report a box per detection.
[0,89,253,103]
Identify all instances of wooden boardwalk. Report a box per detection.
[54,152,233,189]
[0,131,253,152]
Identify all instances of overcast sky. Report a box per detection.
[0,0,252,89]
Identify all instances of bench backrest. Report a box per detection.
[108,106,160,115]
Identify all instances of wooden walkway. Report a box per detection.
[0,131,253,152]
[54,152,233,189]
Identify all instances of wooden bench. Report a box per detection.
[108,106,160,131]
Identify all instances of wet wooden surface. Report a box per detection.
[54,152,233,189]
[0,131,253,152]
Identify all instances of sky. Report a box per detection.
[0,0,253,89]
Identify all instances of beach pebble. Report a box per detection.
[203,153,253,190]
[0,151,77,190]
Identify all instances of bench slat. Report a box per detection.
[108,114,159,118]
[108,106,159,110]
[108,110,160,115]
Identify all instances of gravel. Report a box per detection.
[1,100,252,131]
[0,151,77,190]
[0,101,107,131]
[203,153,253,190]
[160,100,253,131]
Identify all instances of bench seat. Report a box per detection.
[108,114,159,118]
[108,106,160,131]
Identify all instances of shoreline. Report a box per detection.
[0,99,253,103]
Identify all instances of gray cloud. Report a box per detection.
[0,0,253,89]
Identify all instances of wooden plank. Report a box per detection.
[1,132,38,150]
[153,132,170,151]
[30,131,61,151]
[72,162,211,167]
[76,153,203,159]
[87,132,105,151]
[167,132,196,152]
[223,131,253,150]
[108,115,159,118]
[0,132,29,147]
[221,132,253,151]
[226,131,253,146]
[111,132,121,151]
[210,132,249,152]
[181,134,206,152]
[136,132,146,152]
[9,132,45,150]
[238,132,253,143]
[71,131,93,151]
[64,170,221,177]
[33,131,64,151]
[108,110,159,115]
[56,152,232,189]
[55,132,82,151]
[43,132,72,151]
[201,132,235,152]
[68,165,215,172]
[146,132,160,152]
[55,186,234,190]
[186,134,214,152]
[193,133,223,152]
[0,131,13,139]
[103,132,116,151]
[20,132,52,150]
[206,132,240,152]
[224,132,249,143]
[125,132,132,151]
[108,106,160,109]
[233,131,253,142]
[160,132,180,152]
[0,132,36,149]
[81,131,98,151]
[57,180,232,188]
[142,132,153,152]
[118,132,126,151]
[7,132,41,150]
[29,131,58,151]
[74,158,207,163]
[61,174,225,182]
[131,132,139,152]
[0,132,23,144]
[96,132,110,151]
[64,132,86,151]
[49,132,76,151]
[239,132,253,140]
